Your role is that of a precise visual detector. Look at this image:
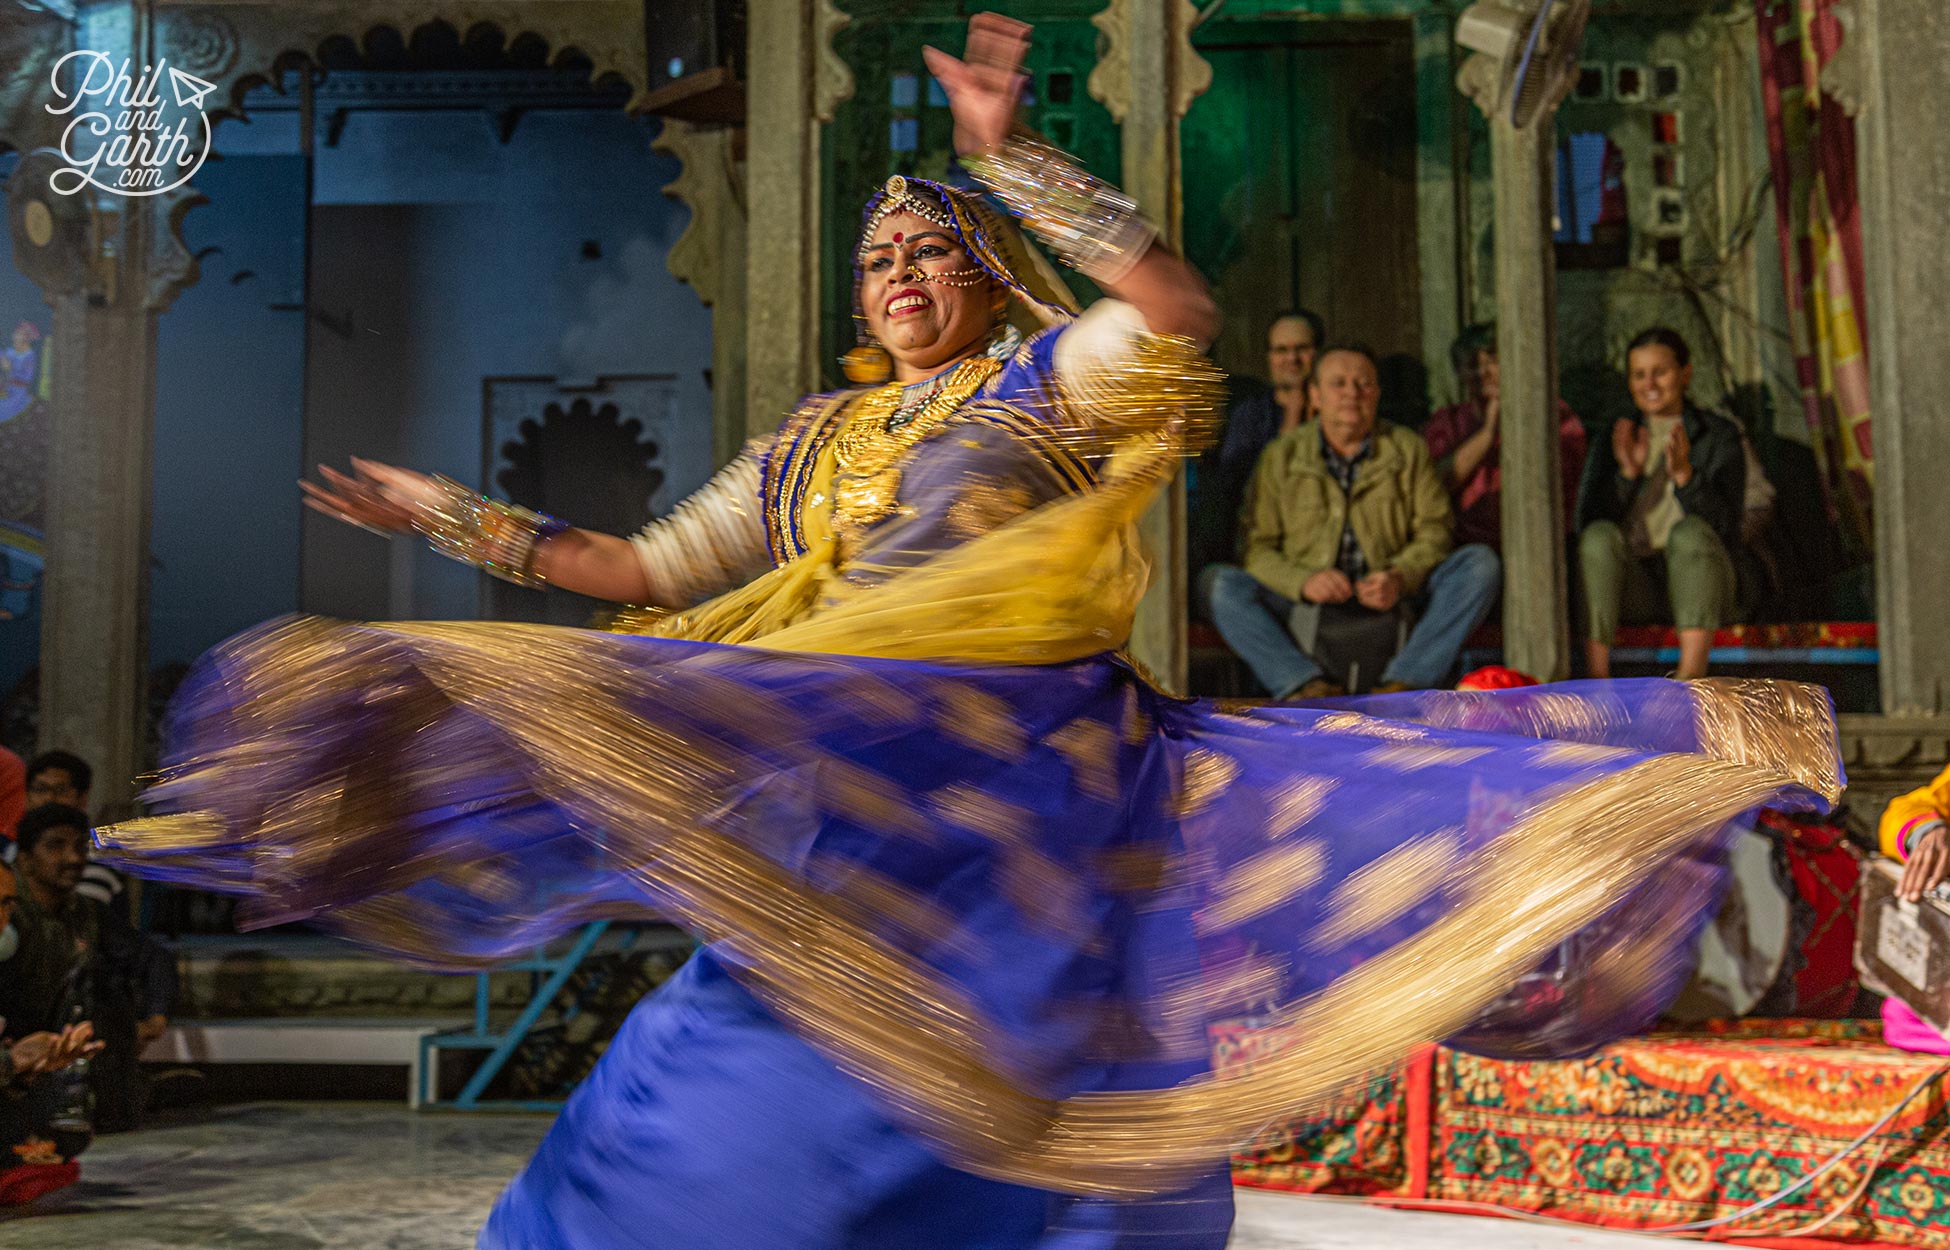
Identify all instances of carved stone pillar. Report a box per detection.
[1484,118,1570,682]
[743,0,851,440]
[1091,0,1210,694]
[1855,0,1950,715]
[7,152,200,804]
[1457,3,1578,683]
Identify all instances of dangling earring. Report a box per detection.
[843,339,893,385]
[842,307,893,386]
[983,288,1013,359]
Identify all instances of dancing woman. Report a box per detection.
[105,16,1842,1250]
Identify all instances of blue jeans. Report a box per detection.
[1201,545,1502,696]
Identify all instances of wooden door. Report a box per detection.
[1183,20,1423,413]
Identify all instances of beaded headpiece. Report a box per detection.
[845,175,1077,383]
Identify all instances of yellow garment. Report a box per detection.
[629,332,1223,667]
[1881,762,1950,860]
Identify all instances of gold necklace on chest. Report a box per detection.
[828,353,1004,550]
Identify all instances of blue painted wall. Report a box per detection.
[143,100,709,665]
[152,153,308,670]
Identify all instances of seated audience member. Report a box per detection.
[0,747,20,843]
[1216,310,1324,482]
[0,867,102,1198]
[1203,346,1501,698]
[22,751,88,814]
[1876,763,1950,1052]
[1884,763,1950,905]
[1576,328,1745,681]
[1422,323,1588,550]
[6,805,175,1134]
[25,750,124,915]
[1193,311,1326,574]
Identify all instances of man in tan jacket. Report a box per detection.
[1202,346,1501,697]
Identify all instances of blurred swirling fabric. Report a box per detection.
[101,616,1840,1199]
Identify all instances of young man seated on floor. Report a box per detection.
[1199,345,1500,699]
[24,749,127,915]
[1576,327,1746,681]
[0,865,103,1202]
[4,805,176,1135]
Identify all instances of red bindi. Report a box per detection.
[892,232,904,244]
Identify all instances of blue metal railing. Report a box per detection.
[419,921,613,1112]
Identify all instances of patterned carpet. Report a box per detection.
[1224,1019,1950,1247]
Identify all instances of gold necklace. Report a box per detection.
[829,353,1003,553]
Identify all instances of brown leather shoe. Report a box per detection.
[1372,681,1414,694]
[1288,677,1347,700]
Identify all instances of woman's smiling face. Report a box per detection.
[858,211,1000,378]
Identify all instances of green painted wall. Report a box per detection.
[818,0,1795,444]
[821,2,1120,382]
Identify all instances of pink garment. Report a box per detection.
[1881,997,1950,1055]
[1422,400,1588,550]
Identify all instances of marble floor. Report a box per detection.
[0,1104,1661,1249]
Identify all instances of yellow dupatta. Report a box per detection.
[629,331,1221,667]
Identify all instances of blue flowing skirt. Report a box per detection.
[479,949,1237,1249]
[101,618,1843,1249]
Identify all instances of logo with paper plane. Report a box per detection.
[45,53,217,197]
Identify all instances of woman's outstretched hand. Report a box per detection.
[301,458,438,535]
[923,12,1032,157]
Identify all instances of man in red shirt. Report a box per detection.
[1421,323,1587,551]
[0,747,22,843]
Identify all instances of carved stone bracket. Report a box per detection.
[147,184,206,313]
[1455,0,1581,127]
[653,119,745,309]
[813,0,854,124]
[1087,0,1130,122]
[1174,1,1214,119]
[1088,0,1210,125]
[1455,51,1502,119]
